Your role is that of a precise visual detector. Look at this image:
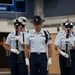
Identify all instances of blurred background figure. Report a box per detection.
[54,20,75,75]
[19,16,29,75]
[4,18,27,75]
[54,19,67,50]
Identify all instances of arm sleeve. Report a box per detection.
[47,35,52,44]
[54,36,62,47]
[54,32,62,43]
[25,33,30,45]
[46,31,52,44]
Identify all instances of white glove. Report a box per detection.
[25,58,29,66]
[60,51,69,58]
[47,58,52,66]
[10,49,19,54]
[15,36,23,44]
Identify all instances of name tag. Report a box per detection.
[30,36,34,37]
[41,35,45,37]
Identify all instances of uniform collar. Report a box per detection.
[61,30,65,33]
[23,29,27,33]
[33,29,43,34]
[24,29,27,32]
[13,31,22,35]
[64,31,74,37]
[70,31,74,37]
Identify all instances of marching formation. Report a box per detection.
[4,15,75,75]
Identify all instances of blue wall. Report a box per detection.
[44,0,75,17]
[0,0,34,19]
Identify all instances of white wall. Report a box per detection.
[28,15,75,33]
[0,15,75,33]
[0,19,14,32]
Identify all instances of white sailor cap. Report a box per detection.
[64,20,73,28]
[12,18,23,26]
[19,16,27,25]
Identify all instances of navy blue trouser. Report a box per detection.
[29,53,47,75]
[59,50,75,75]
[9,51,28,75]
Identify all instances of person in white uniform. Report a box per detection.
[54,20,67,50]
[54,20,75,75]
[25,15,52,75]
[19,16,29,75]
[4,18,26,75]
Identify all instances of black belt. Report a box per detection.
[21,51,24,52]
[31,52,46,55]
